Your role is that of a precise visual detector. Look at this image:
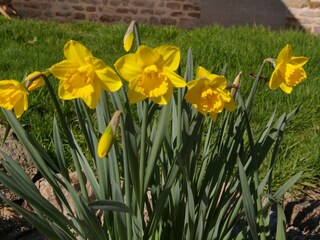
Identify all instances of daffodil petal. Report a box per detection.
[58,75,100,109]
[127,80,147,103]
[14,96,28,118]
[136,45,161,67]
[216,88,233,102]
[0,80,28,118]
[96,67,123,92]
[288,57,308,67]
[196,66,212,79]
[224,99,237,112]
[64,40,93,65]
[279,83,293,94]
[50,60,78,80]
[269,68,283,90]
[277,44,292,64]
[155,46,180,70]
[163,67,186,87]
[209,75,227,89]
[185,81,205,106]
[114,53,142,82]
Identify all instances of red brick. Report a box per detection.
[116,8,138,14]
[86,6,96,12]
[183,4,200,11]
[141,9,154,15]
[100,14,122,22]
[110,0,121,6]
[55,11,72,17]
[132,0,154,7]
[74,12,86,19]
[166,2,182,10]
[171,12,183,17]
[72,6,84,11]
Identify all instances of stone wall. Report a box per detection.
[11,0,201,27]
[285,0,320,33]
[8,0,320,34]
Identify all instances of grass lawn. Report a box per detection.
[0,17,319,188]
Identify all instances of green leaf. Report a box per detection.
[53,116,68,179]
[276,203,287,240]
[89,200,131,213]
[144,103,171,189]
[0,193,75,239]
[238,158,258,240]
[273,171,303,200]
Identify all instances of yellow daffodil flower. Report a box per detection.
[24,71,45,91]
[114,45,186,104]
[97,111,121,158]
[269,44,308,94]
[123,20,135,52]
[0,80,28,118]
[50,40,122,109]
[184,66,236,120]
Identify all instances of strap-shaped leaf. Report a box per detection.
[238,158,258,240]
[89,200,131,213]
[276,203,287,240]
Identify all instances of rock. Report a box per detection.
[0,124,40,238]
[29,171,95,217]
[0,124,37,202]
[284,186,320,239]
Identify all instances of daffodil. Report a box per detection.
[50,40,122,109]
[184,66,236,120]
[269,44,308,94]
[114,45,186,105]
[97,111,121,158]
[0,80,28,118]
[123,20,136,52]
[24,71,45,91]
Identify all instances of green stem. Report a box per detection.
[134,22,141,47]
[139,101,148,214]
[44,76,88,201]
[119,117,133,240]
[177,89,182,146]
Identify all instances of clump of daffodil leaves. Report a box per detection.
[0,21,308,240]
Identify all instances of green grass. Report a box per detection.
[0,17,319,187]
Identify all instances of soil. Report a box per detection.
[0,124,319,239]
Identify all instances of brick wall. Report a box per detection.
[11,0,201,27]
[8,0,320,34]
